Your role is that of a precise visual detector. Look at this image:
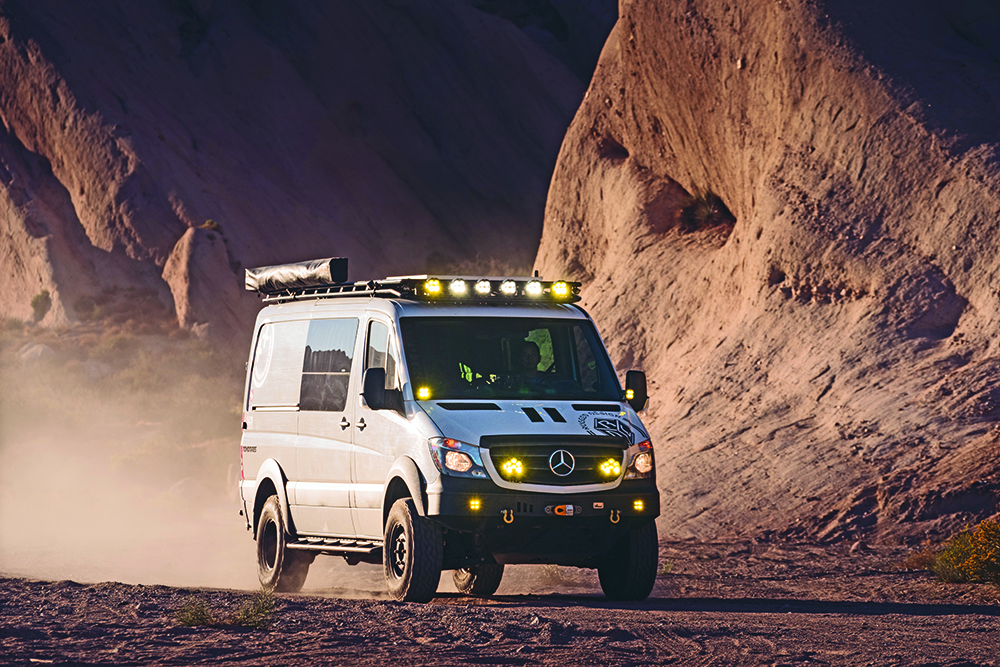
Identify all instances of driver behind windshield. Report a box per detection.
[517,341,543,379]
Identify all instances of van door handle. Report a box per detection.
[340,417,350,430]
[357,418,366,431]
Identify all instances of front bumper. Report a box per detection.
[427,477,660,566]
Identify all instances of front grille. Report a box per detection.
[483,436,626,486]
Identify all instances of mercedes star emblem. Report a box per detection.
[548,449,575,476]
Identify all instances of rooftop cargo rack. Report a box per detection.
[245,257,581,304]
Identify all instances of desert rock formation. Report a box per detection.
[0,0,588,338]
[536,0,1000,542]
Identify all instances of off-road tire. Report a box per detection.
[257,495,312,593]
[597,521,658,601]
[384,498,443,602]
[453,562,505,596]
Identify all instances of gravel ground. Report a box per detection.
[2,540,998,666]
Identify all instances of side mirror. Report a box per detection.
[362,367,386,410]
[625,370,648,412]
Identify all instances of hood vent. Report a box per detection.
[437,402,502,411]
[543,407,566,423]
[522,407,544,422]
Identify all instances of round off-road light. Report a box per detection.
[500,280,517,296]
[424,278,442,296]
[525,280,543,297]
[475,279,491,295]
[501,457,524,478]
[633,452,653,474]
[449,279,467,296]
[599,458,622,476]
[551,281,570,298]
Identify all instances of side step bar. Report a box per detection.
[287,536,383,555]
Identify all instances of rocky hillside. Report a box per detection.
[536,0,1000,543]
[0,0,603,340]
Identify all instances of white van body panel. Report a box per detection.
[239,294,648,536]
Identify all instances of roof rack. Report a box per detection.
[246,258,581,305]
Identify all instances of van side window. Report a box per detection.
[366,320,398,390]
[249,320,309,409]
[300,318,359,412]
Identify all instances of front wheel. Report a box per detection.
[384,498,443,602]
[256,495,312,593]
[453,562,504,596]
[597,522,658,601]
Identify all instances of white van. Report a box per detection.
[239,258,659,602]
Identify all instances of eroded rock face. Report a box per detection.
[0,0,584,338]
[536,0,1000,542]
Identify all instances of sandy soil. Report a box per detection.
[2,541,998,666]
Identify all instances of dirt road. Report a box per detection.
[2,541,998,666]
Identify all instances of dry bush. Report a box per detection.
[678,190,736,233]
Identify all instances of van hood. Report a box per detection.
[419,399,650,447]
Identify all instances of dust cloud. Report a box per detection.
[0,322,607,597]
[0,323,257,589]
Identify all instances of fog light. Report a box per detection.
[501,457,524,478]
[551,281,570,298]
[469,498,481,511]
[449,279,467,295]
[525,280,543,296]
[500,280,517,295]
[599,458,621,477]
[633,499,644,512]
[633,452,653,474]
[424,278,441,295]
[475,280,491,295]
[417,386,431,400]
[445,451,473,473]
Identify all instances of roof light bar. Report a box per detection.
[246,257,581,303]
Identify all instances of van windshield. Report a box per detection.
[399,317,622,401]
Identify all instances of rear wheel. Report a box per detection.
[257,495,312,593]
[453,562,505,596]
[384,498,443,602]
[597,522,658,601]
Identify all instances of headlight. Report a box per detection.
[428,437,487,478]
[624,439,655,479]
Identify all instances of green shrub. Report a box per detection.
[229,590,276,630]
[176,598,217,627]
[176,590,276,630]
[904,519,1000,584]
[932,519,1000,584]
[31,289,51,322]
